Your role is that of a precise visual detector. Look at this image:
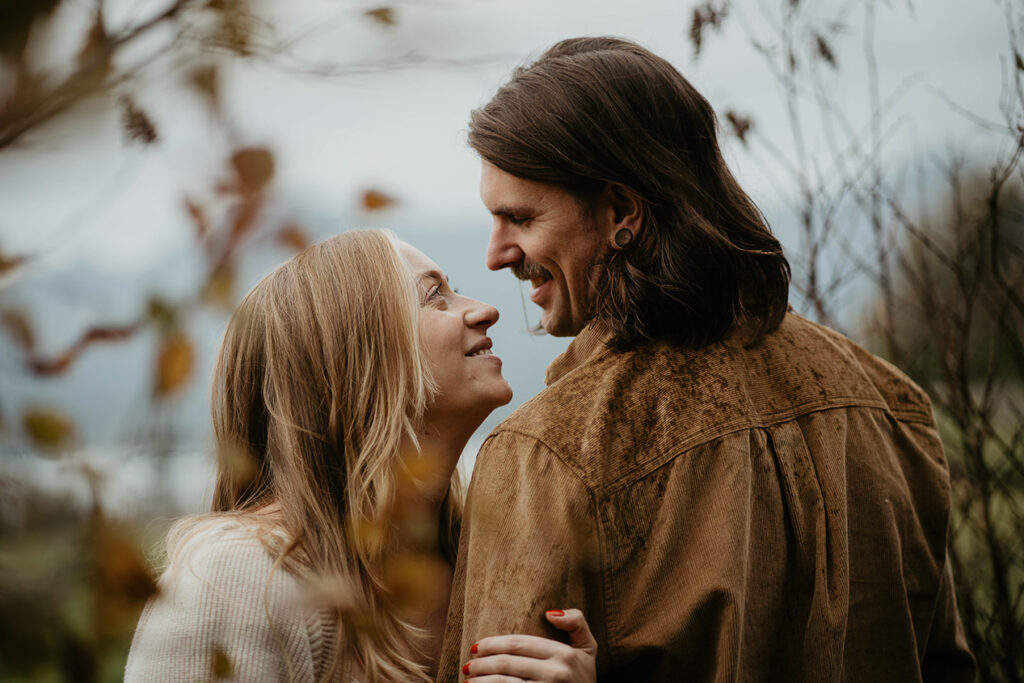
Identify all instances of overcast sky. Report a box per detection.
[0,0,1016,513]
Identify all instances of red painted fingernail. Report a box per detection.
[462,662,470,675]
[547,609,565,616]
[470,642,479,654]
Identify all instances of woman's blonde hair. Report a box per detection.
[194,229,459,680]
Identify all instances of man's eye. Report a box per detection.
[507,215,530,225]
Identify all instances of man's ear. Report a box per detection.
[600,183,643,244]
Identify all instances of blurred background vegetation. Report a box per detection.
[0,0,1021,681]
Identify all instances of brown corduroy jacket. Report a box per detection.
[437,313,974,682]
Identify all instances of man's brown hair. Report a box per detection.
[469,36,791,349]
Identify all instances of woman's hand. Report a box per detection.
[461,608,597,682]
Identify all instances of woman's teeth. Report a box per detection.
[468,348,493,357]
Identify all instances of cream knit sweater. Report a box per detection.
[124,520,339,682]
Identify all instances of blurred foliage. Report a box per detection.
[692,1,1024,679]
[0,491,162,682]
[862,171,1024,681]
[0,1,404,679]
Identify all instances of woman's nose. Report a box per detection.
[464,299,499,330]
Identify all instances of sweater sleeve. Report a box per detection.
[124,524,317,683]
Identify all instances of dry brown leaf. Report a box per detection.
[188,64,220,111]
[211,646,233,678]
[81,324,136,344]
[814,33,837,69]
[361,189,397,212]
[689,2,728,58]
[76,10,111,77]
[0,251,25,277]
[277,223,309,251]
[231,147,274,194]
[22,407,74,453]
[29,352,72,376]
[725,110,752,144]
[119,96,158,145]
[365,7,396,25]
[155,333,194,397]
[1,309,34,350]
[229,199,261,242]
[184,197,209,239]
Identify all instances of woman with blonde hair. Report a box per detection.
[125,230,596,682]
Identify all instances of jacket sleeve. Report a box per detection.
[921,552,976,682]
[436,430,607,682]
[124,533,315,683]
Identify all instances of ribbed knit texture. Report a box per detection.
[125,521,339,682]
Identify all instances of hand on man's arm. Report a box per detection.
[437,430,606,682]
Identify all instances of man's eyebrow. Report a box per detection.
[490,205,531,217]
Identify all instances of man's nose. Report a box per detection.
[486,223,525,271]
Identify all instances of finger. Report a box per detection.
[472,634,565,659]
[544,608,597,653]
[463,653,566,681]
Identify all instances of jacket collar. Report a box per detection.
[545,319,614,386]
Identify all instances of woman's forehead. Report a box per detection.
[393,239,441,277]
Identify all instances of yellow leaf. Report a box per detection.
[364,7,396,25]
[203,265,236,310]
[155,333,194,397]
[22,407,74,453]
[147,297,177,331]
[231,147,274,194]
[217,441,256,494]
[91,517,159,639]
[361,189,397,212]
[383,551,449,615]
[92,519,158,603]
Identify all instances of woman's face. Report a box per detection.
[395,240,513,427]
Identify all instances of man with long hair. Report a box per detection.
[441,37,974,681]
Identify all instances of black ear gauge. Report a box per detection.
[613,228,634,249]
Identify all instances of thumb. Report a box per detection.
[545,608,598,654]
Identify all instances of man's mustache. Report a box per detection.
[511,261,553,282]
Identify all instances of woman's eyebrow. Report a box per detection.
[417,270,449,285]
